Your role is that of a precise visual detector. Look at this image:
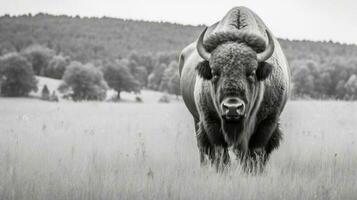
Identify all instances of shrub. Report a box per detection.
[49,91,59,102]
[0,53,37,97]
[41,84,50,100]
[158,93,170,103]
[135,96,143,102]
[59,61,108,101]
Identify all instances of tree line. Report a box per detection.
[1,13,357,100]
[280,40,357,99]
[0,44,180,100]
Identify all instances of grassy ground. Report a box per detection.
[0,97,357,200]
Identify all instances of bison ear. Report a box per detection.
[257,62,273,81]
[196,60,212,80]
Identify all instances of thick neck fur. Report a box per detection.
[220,81,264,151]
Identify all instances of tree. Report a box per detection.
[59,61,108,101]
[159,61,178,92]
[168,72,180,97]
[44,55,69,79]
[22,44,55,76]
[291,61,316,98]
[0,53,38,96]
[344,74,357,99]
[131,66,148,88]
[102,60,140,100]
[0,75,5,95]
[41,84,50,100]
[124,57,148,88]
[147,63,167,90]
[0,41,16,55]
[138,54,156,75]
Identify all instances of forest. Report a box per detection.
[1,13,357,100]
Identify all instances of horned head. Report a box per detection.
[195,27,275,143]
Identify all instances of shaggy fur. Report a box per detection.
[179,7,290,172]
[257,62,273,81]
[203,31,266,54]
[196,60,212,80]
[195,41,278,171]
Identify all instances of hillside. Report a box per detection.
[0,13,202,61]
[2,13,357,99]
[1,13,357,63]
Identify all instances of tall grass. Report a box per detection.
[0,98,356,199]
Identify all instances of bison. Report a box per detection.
[179,7,290,171]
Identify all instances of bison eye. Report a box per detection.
[247,71,256,82]
[212,74,220,82]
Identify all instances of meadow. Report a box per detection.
[0,95,357,200]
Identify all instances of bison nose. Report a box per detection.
[221,98,245,119]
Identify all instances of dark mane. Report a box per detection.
[203,31,267,53]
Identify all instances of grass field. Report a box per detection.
[0,96,357,200]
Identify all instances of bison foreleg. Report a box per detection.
[212,147,230,171]
[196,120,214,165]
[236,117,282,173]
[249,117,281,161]
[232,148,265,174]
[196,121,230,169]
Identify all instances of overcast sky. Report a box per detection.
[1,0,357,44]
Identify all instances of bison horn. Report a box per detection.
[196,27,211,61]
[257,29,275,62]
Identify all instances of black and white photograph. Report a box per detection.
[0,0,357,199]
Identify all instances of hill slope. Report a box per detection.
[2,13,357,99]
[1,13,357,63]
[0,14,202,61]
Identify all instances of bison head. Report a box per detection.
[195,27,275,144]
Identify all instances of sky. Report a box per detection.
[1,0,357,44]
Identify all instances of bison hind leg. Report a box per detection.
[235,149,266,174]
[246,125,282,174]
[245,124,283,173]
[265,124,283,157]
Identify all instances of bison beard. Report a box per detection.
[221,118,245,145]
